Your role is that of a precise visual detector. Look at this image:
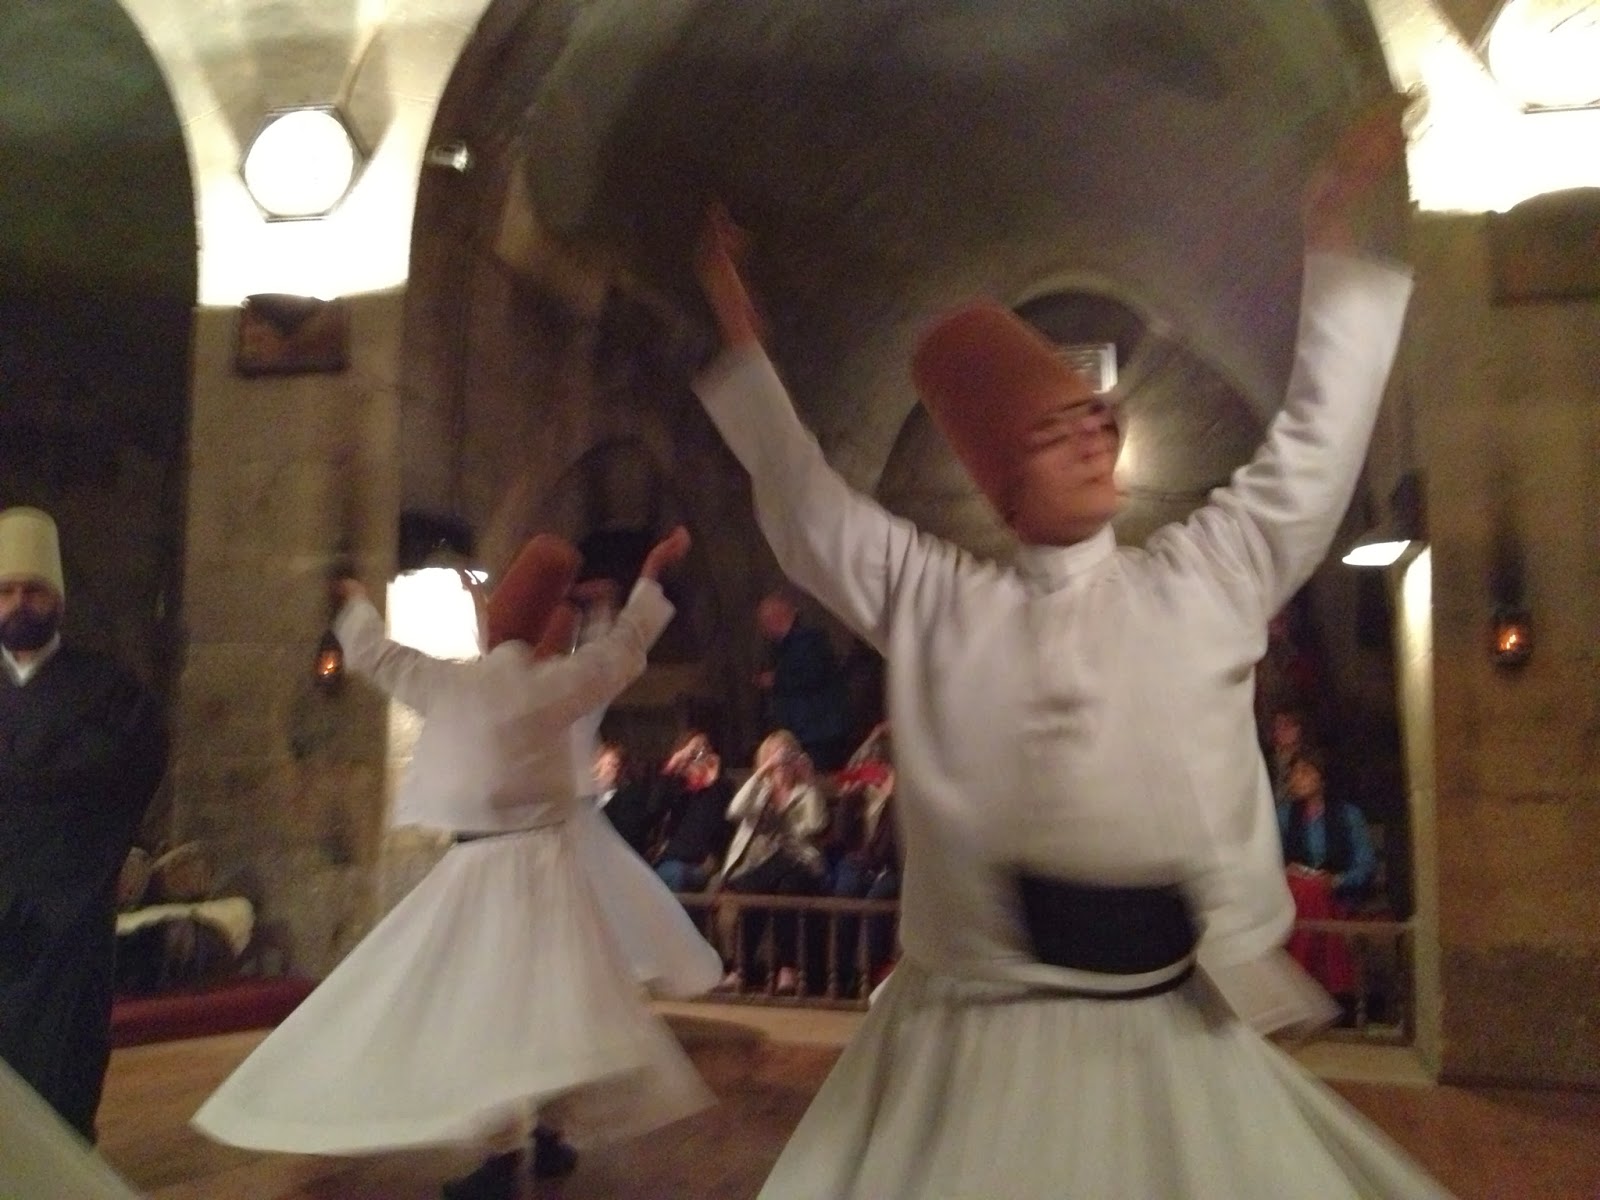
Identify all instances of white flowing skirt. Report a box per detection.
[571,804,724,999]
[0,1058,140,1200]
[760,958,1454,1200]
[192,818,718,1156]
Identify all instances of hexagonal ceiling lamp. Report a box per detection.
[1481,0,1600,112]
[241,106,364,220]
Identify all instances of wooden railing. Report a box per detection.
[670,892,1416,1042]
[674,892,900,1009]
[1290,916,1414,1044]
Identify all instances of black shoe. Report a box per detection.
[442,1150,520,1200]
[531,1127,579,1179]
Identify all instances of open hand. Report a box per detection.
[640,525,692,581]
[1303,92,1413,252]
[695,202,764,349]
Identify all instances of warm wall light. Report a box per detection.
[1491,606,1533,668]
[1343,471,1426,568]
[241,107,364,220]
[1489,525,1533,669]
[313,629,345,692]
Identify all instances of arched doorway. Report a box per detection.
[0,1,194,695]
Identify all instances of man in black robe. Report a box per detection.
[0,506,167,1141]
[754,591,849,771]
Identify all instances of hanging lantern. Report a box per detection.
[1491,606,1533,669]
[313,629,346,692]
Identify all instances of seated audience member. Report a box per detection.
[1277,749,1377,1020]
[720,731,829,994]
[594,740,658,859]
[828,723,900,995]
[1265,705,1315,808]
[651,731,734,893]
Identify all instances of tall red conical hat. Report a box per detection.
[484,534,580,649]
[911,302,1095,516]
[531,600,581,659]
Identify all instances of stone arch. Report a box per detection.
[0,0,195,692]
[114,0,496,303]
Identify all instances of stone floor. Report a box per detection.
[97,1005,1600,1200]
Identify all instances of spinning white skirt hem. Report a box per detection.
[193,823,717,1156]
[0,1058,140,1200]
[759,957,1453,1200]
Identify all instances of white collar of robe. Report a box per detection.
[1011,526,1116,592]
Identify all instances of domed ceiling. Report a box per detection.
[413,0,1404,556]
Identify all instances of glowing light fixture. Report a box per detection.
[242,107,363,220]
[1483,0,1600,112]
[1491,607,1534,666]
[1342,472,1426,569]
[1341,529,1414,568]
[1489,527,1533,668]
[313,629,345,692]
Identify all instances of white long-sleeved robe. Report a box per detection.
[335,580,670,835]
[697,253,1451,1199]
[697,252,1409,1000]
[192,578,719,1156]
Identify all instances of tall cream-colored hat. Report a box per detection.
[0,507,65,598]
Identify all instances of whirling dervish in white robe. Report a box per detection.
[689,96,1454,1199]
[192,530,719,1164]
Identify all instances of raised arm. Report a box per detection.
[725,767,770,822]
[332,579,464,715]
[499,526,690,732]
[1157,98,1415,623]
[692,206,959,653]
[788,782,830,843]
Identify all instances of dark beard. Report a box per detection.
[0,609,59,652]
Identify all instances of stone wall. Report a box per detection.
[167,294,403,977]
[1408,211,1600,1086]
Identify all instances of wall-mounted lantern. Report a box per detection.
[1491,606,1533,668]
[1490,525,1533,670]
[313,629,345,693]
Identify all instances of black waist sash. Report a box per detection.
[453,828,538,843]
[1015,874,1198,999]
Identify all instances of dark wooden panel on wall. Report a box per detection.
[1488,188,1600,304]
[235,294,349,376]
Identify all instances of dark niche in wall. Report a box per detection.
[1489,187,1600,304]
[235,294,350,377]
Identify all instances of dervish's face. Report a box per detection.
[0,578,62,652]
[1003,392,1122,546]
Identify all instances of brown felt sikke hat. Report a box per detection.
[531,600,581,660]
[911,303,1096,518]
[484,534,581,650]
